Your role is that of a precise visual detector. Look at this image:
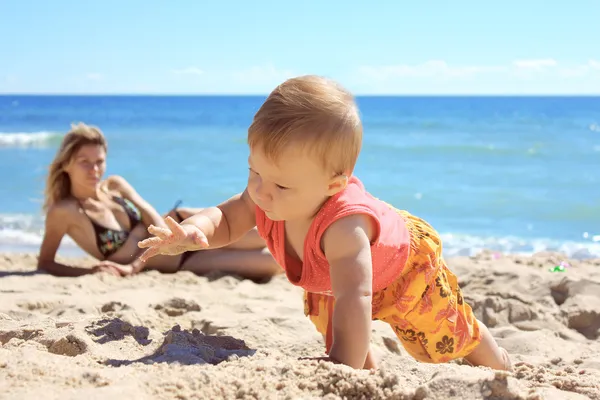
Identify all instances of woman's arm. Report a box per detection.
[107,175,167,230]
[37,205,94,277]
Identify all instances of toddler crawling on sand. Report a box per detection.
[138,75,512,371]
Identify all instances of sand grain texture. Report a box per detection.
[1,251,599,399]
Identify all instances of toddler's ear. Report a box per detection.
[327,174,348,196]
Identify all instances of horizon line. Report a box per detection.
[1,92,600,97]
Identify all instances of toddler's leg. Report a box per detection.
[380,266,484,364]
[380,208,512,370]
[383,267,512,370]
[464,321,512,371]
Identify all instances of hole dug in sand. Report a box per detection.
[106,324,255,367]
[153,297,201,317]
[550,280,569,306]
[99,301,131,313]
[549,277,600,340]
[48,334,88,357]
[566,310,600,340]
[85,317,151,345]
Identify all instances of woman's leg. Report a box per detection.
[164,207,205,222]
[142,253,184,274]
[180,247,282,280]
[144,208,276,278]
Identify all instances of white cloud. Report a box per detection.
[357,60,506,80]
[559,65,589,78]
[171,67,204,76]
[350,58,600,94]
[222,64,299,93]
[356,59,600,82]
[231,64,296,83]
[163,64,298,94]
[86,73,103,81]
[554,60,600,77]
[512,59,557,69]
[588,60,600,69]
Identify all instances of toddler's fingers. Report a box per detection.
[148,225,172,239]
[139,247,159,262]
[138,236,166,248]
[192,232,209,248]
[165,216,187,237]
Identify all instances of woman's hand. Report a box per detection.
[92,261,133,277]
[138,216,209,262]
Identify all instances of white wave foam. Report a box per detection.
[1,214,598,259]
[0,213,43,231]
[440,233,600,259]
[0,131,62,148]
[0,214,76,249]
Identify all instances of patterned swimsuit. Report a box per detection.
[81,196,142,259]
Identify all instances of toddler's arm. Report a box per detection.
[138,188,258,261]
[180,188,257,249]
[322,214,375,369]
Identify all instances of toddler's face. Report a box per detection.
[247,146,341,222]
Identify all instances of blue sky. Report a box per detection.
[1,0,599,95]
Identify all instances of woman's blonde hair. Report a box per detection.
[43,123,107,212]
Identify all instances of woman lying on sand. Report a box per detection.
[37,123,281,280]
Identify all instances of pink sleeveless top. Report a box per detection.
[255,176,411,295]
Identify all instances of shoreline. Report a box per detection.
[1,241,599,261]
[1,251,599,399]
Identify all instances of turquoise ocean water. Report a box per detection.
[0,95,599,258]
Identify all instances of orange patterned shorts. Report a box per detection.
[303,208,482,363]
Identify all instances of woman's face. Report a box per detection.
[64,144,106,190]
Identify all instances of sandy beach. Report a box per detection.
[1,251,599,400]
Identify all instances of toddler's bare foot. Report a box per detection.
[363,345,386,369]
[500,347,513,372]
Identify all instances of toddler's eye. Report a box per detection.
[276,184,289,190]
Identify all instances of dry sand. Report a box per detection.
[1,251,599,400]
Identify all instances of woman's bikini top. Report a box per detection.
[79,196,142,259]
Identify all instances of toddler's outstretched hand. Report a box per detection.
[138,216,209,262]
